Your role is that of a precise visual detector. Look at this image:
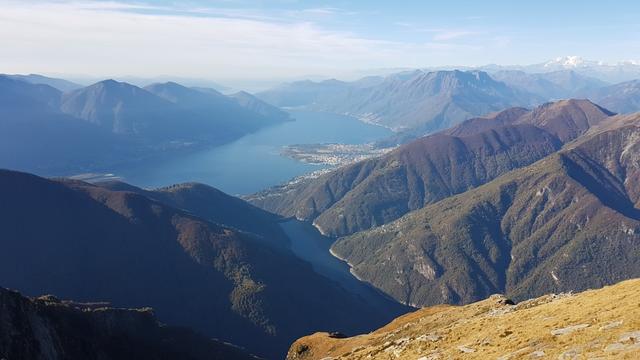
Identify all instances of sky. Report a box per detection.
[1,0,639,86]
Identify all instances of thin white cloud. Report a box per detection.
[298,7,338,15]
[0,1,464,78]
[394,23,481,41]
[0,1,501,83]
[432,30,478,41]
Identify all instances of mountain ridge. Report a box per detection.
[586,79,640,114]
[258,70,541,134]
[3,73,83,92]
[330,116,640,307]
[0,77,291,174]
[248,99,614,238]
[61,79,177,135]
[0,169,407,359]
[491,69,608,100]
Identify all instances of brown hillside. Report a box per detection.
[287,279,640,360]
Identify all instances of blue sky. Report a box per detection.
[0,0,639,84]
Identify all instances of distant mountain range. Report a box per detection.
[514,56,640,83]
[111,75,231,92]
[328,70,541,132]
[586,79,640,114]
[256,78,350,109]
[257,58,640,139]
[258,70,540,134]
[61,80,183,136]
[0,286,258,360]
[0,76,119,173]
[432,56,640,84]
[61,79,289,139]
[4,73,83,92]
[0,75,291,174]
[0,169,406,359]
[230,90,293,122]
[491,69,607,99]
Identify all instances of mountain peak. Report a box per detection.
[230,90,291,121]
[2,74,82,92]
[84,79,145,95]
[94,78,122,87]
[546,55,587,68]
[511,98,614,142]
[147,81,188,90]
[428,69,492,82]
[622,59,640,66]
[409,69,492,86]
[143,81,200,101]
[233,90,252,97]
[60,79,172,134]
[534,98,614,116]
[542,56,611,69]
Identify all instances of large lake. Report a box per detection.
[111,110,391,195]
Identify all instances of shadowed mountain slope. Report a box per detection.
[587,79,640,114]
[4,73,83,92]
[491,69,608,100]
[0,77,291,174]
[0,287,258,360]
[331,114,640,307]
[61,80,289,140]
[229,90,292,122]
[258,70,539,133]
[61,79,179,136]
[144,82,290,137]
[0,76,118,173]
[248,99,613,238]
[256,79,353,108]
[99,180,290,249]
[325,69,539,132]
[0,170,405,359]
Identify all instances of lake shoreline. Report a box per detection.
[279,218,413,314]
[87,110,392,195]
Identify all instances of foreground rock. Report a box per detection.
[0,286,258,360]
[287,278,640,359]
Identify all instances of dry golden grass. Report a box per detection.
[287,279,640,359]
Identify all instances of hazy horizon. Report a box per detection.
[1,0,639,88]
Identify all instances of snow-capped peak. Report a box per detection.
[544,56,588,68]
[620,60,640,66]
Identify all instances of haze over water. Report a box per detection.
[111,110,391,194]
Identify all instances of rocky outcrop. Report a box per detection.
[0,286,258,360]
